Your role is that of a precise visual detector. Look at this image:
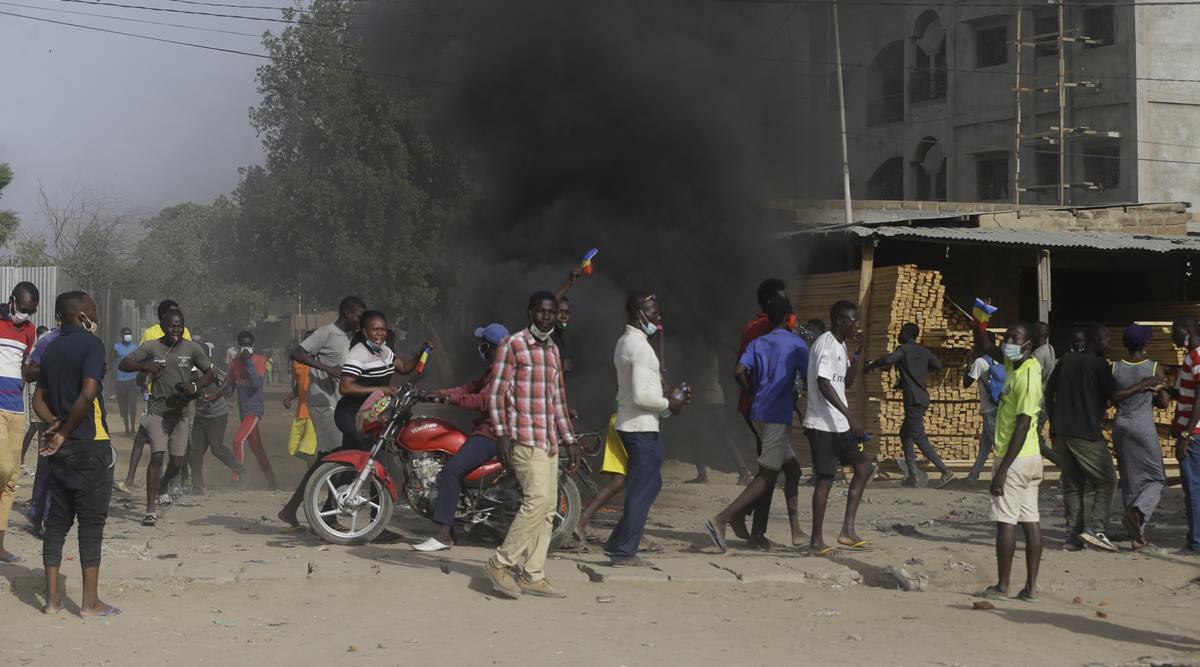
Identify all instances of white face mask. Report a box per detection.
[8,300,30,325]
[529,325,552,342]
[122,334,133,343]
[240,346,254,355]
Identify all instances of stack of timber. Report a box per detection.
[790,269,1188,462]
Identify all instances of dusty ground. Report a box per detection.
[3,386,1199,666]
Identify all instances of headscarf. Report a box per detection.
[1123,324,1153,352]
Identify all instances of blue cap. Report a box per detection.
[474,323,509,345]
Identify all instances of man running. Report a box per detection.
[866,322,957,488]
[706,295,806,552]
[209,331,276,489]
[483,291,578,598]
[0,280,38,564]
[33,290,119,617]
[120,310,215,525]
[278,296,364,527]
[189,362,242,495]
[805,300,872,554]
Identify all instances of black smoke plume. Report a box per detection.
[364,0,808,449]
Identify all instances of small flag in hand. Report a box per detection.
[972,298,998,331]
[415,343,432,374]
[580,248,599,276]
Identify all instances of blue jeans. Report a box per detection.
[605,431,664,560]
[432,435,496,527]
[1182,440,1200,550]
[968,410,998,480]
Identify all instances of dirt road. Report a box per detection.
[3,387,1198,666]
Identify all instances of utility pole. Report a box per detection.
[832,0,853,226]
[1012,0,1117,205]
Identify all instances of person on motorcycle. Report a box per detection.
[483,291,579,599]
[335,311,423,449]
[411,323,509,552]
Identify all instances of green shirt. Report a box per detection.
[128,338,212,416]
[994,356,1043,459]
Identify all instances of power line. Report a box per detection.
[0,0,262,36]
[0,8,450,84]
[50,0,328,26]
[724,0,1200,8]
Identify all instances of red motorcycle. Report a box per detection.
[302,384,585,546]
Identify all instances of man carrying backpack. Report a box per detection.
[966,332,1005,483]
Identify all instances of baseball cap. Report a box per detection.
[474,323,509,345]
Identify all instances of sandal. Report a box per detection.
[142,512,158,526]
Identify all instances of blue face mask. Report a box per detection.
[1003,342,1024,361]
[364,339,381,352]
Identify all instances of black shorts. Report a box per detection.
[807,428,869,476]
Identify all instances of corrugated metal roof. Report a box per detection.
[792,224,1200,253]
[793,208,972,228]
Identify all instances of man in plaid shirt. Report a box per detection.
[484,291,579,599]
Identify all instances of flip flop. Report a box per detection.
[278,524,305,533]
[1121,511,1145,546]
[809,545,838,556]
[837,540,874,552]
[978,586,1007,601]
[703,519,728,554]
[141,513,158,526]
[83,606,122,619]
[0,553,25,564]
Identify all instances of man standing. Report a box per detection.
[32,290,119,617]
[278,296,364,527]
[866,322,957,488]
[120,310,215,525]
[1031,322,1061,465]
[1046,324,1156,552]
[706,295,805,552]
[483,291,578,598]
[109,327,139,435]
[805,300,873,554]
[1170,316,1200,555]
[979,323,1043,602]
[606,292,686,566]
[0,280,38,564]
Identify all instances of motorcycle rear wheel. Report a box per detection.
[549,472,582,549]
[304,462,394,545]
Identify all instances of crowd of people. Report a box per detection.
[0,270,1197,616]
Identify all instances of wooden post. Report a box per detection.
[856,237,875,422]
[1037,249,1052,323]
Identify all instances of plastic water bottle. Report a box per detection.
[660,383,691,419]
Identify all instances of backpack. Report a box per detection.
[985,358,1006,405]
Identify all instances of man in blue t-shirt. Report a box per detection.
[32,290,119,617]
[705,296,809,552]
[109,327,139,435]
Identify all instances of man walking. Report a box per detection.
[866,322,957,488]
[805,300,873,554]
[607,292,686,566]
[483,291,578,598]
[110,327,139,435]
[979,323,1043,602]
[705,295,805,552]
[0,280,38,564]
[32,290,119,617]
[1170,316,1200,555]
[279,296,364,527]
[964,332,1004,483]
[1046,324,1156,552]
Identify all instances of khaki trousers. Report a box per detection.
[494,445,558,580]
[0,410,27,531]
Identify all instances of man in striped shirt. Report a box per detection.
[1171,316,1200,555]
[483,291,578,599]
[0,281,38,564]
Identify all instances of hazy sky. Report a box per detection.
[0,3,273,232]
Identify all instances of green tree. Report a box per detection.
[131,199,264,331]
[0,163,21,248]
[233,0,467,318]
[6,236,52,267]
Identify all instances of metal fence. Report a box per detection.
[0,265,146,338]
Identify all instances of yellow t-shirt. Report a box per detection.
[994,356,1043,458]
[141,324,192,344]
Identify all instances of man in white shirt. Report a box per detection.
[804,300,872,554]
[965,332,1003,482]
[604,292,687,567]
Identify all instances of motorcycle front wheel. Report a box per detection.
[304,462,394,545]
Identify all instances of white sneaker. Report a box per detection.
[411,537,452,552]
[158,493,173,507]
